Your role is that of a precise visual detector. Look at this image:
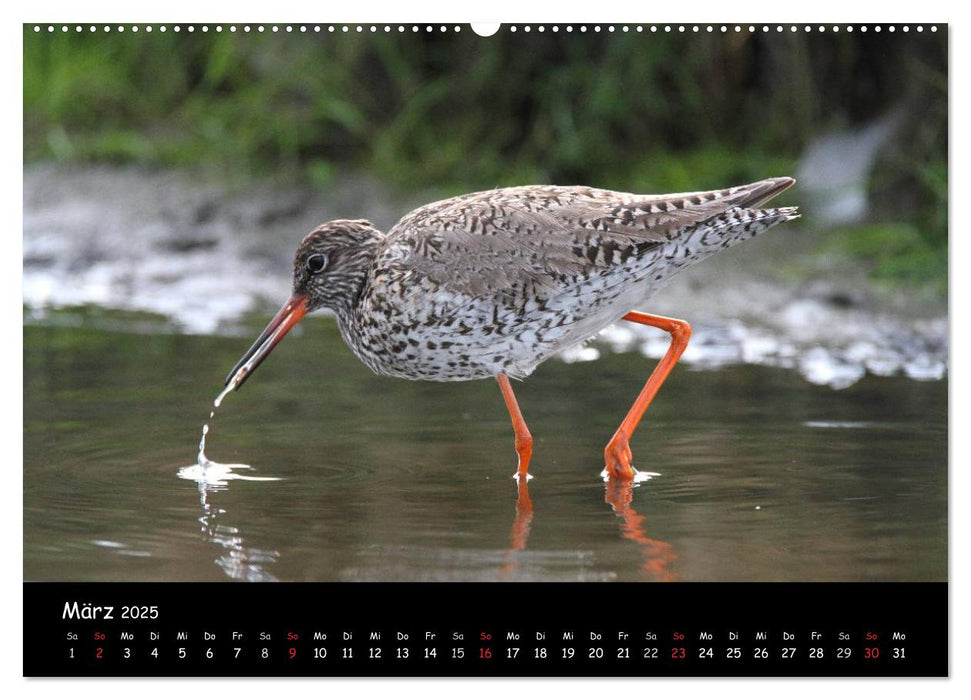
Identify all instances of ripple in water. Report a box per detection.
[175,381,282,582]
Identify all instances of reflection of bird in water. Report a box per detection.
[225,178,797,480]
[605,480,678,582]
[499,482,534,580]
[178,463,281,582]
[499,481,675,581]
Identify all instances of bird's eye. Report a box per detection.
[306,253,328,274]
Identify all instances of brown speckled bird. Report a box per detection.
[225,177,798,481]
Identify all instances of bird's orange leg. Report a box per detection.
[604,311,692,481]
[496,373,533,481]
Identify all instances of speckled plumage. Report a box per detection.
[226,177,798,482]
[290,178,798,381]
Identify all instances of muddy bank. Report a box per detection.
[23,164,946,389]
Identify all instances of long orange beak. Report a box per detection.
[225,294,308,390]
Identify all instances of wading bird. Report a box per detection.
[225,178,798,481]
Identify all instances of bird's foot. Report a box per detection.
[603,433,636,481]
[511,435,533,482]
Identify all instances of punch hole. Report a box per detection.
[472,22,502,37]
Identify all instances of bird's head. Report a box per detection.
[224,219,383,391]
[291,219,383,314]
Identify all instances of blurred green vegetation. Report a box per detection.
[23,25,946,290]
[826,222,948,295]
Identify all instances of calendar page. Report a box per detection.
[22,20,948,678]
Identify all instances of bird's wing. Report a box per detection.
[382,179,794,300]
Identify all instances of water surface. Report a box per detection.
[23,315,946,582]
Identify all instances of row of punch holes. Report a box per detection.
[33,24,939,35]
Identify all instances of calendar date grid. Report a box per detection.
[61,624,913,668]
[26,582,946,677]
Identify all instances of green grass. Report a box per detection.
[825,222,947,295]
[23,26,947,291]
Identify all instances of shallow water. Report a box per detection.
[23,314,946,582]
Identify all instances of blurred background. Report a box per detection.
[24,25,946,283]
[23,25,947,583]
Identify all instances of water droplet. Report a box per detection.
[197,423,211,466]
[214,381,235,408]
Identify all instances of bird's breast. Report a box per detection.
[339,259,660,382]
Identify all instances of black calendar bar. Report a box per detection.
[24,582,946,677]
